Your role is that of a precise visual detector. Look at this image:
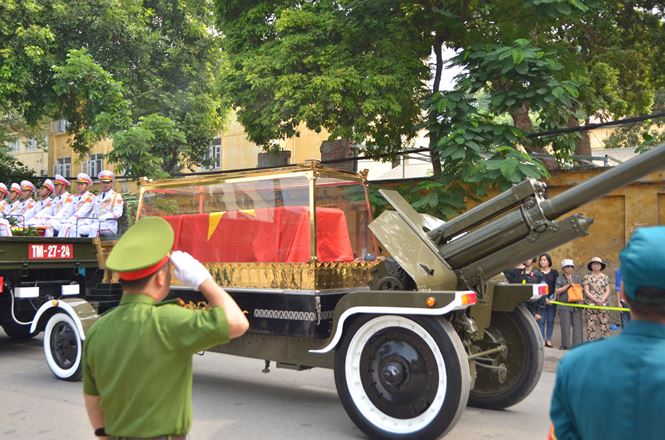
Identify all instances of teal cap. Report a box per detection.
[106,217,174,275]
[620,226,665,301]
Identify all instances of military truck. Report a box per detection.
[34,142,665,439]
[0,236,104,378]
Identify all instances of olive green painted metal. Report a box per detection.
[0,237,99,270]
[61,298,100,334]
[309,290,461,355]
[369,209,457,291]
[373,142,665,299]
[209,333,335,369]
[30,297,100,336]
[209,290,461,369]
[428,179,548,244]
[490,284,537,313]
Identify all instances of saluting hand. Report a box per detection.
[170,250,213,290]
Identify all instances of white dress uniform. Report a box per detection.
[11,180,37,226]
[25,179,56,226]
[78,189,124,237]
[57,190,95,237]
[41,191,76,237]
[24,197,53,224]
[0,184,11,237]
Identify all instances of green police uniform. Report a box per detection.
[82,217,230,438]
[550,321,665,440]
[83,296,229,437]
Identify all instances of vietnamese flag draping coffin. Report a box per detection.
[163,206,354,263]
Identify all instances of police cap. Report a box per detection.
[106,217,175,281]
[620,226,665,302]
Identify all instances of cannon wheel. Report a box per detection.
[334,315,470,440]
[468,304,543,409]
[43,312,83,381]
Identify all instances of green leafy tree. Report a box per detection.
[0,0,225,178]
[216,0,430,154]
[215,0,588,217]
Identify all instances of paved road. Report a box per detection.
[0,331,555,439]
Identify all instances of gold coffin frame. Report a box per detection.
[134,162,376,290]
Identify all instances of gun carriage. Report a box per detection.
[22,142,665,439]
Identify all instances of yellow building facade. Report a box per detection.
[5,134,48,177]
[39,114,329,178]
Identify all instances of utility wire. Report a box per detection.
[127,109,665,178]
[183,109,665,174]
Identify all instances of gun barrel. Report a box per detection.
[541,142,665,219]
[440,142,665,272]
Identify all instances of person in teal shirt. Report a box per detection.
[83,217,250,439]
[550,226,665,440]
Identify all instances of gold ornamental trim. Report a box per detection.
[139,162,365,191]
[205,261,380,290]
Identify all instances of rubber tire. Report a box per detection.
[43,312,83,381]
[468,304,543,410]
[334,315,471,440]
[1,321,35,340]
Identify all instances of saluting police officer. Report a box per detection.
[82,217,249,440]
[550,226,665,440]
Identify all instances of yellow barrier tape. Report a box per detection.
[550,300,630,312]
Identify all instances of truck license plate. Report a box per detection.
[28,243,74,260]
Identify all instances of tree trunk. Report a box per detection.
[429,37,445,179]
[571,116,591,157]
[510,103,558,169]
[510,102,533,133]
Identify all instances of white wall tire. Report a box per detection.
[43,312,83,381]
[334,315,470,439]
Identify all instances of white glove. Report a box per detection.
[170,250,212,290]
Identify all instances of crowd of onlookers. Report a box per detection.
[504,254,628,350]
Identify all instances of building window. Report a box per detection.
[82,154,104,177]
[204,138,222,170]
[8,138,20,152]
[26,138,37,151]
[53,119,69,133]
[55,157,71,177]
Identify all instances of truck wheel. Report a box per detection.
[1,321,35,340]
[334,315,470,440]
[468,304,543,410]
[43,312,83,381]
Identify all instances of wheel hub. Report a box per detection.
[50,321,76,368]
[360,328,438,419]
[381,358,407,388]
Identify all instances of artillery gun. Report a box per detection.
[369,141,665,413]
[28,142,665,440]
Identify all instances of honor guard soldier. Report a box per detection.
[78,170,124,238]
[0,183,8,215]
[82,217,249,440]
[6,183,22,217]
[12,180,37,224]
[42,174,76,237]
[24,179,55,224]
[58,173,95,237]
[0,184,11,236]
[550,227,665,440]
